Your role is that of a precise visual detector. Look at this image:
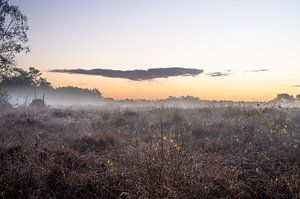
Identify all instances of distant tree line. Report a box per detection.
[0,0,102,107]
[0,65,103,107]
[274,93,300,102]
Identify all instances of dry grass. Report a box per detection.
[0,106,299,198]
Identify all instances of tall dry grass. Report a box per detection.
[0,106,299,198]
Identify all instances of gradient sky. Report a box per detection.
[10,0,300,101]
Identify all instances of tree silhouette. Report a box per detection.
[0,0,29,104]
[0,84,6,105]
[0,0,29,67]
[0,1,103,107]
[1,67,52,88]
[275,93,294,102]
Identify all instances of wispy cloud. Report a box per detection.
[292,85,300,87]
[50,67,203,81]
[206,70,231,77]
[244,69,269,73]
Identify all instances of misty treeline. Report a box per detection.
[275,93,300,102]
[0,65,102,107]
[0,0,102,107]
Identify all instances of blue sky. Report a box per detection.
[9,0,300,100]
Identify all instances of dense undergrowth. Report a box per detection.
[0,106,299,198]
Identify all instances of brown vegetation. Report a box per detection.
[0,106,299,198]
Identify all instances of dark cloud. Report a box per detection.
[206,71,230,77]
[293,85,300,87]
[50,67,203,81]
[244,69,269,73]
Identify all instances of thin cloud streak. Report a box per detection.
[206,71,231,77]
[50,67,204,81]
[244,69,270,73]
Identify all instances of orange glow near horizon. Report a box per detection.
[11,0,300,102]
[43,72,298,102]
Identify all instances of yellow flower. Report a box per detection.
[175,144,181,152]
[107,159,113,167]
[163,136,167,140]
[170,138,174,143]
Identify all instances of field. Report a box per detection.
[0,105,299,198]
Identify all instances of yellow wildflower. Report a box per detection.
[107,159,113,167]
[175,145,181,152]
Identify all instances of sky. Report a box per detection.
[10,0,300,101]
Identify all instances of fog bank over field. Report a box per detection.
[6,87,103,107]
[5,87,300,109]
